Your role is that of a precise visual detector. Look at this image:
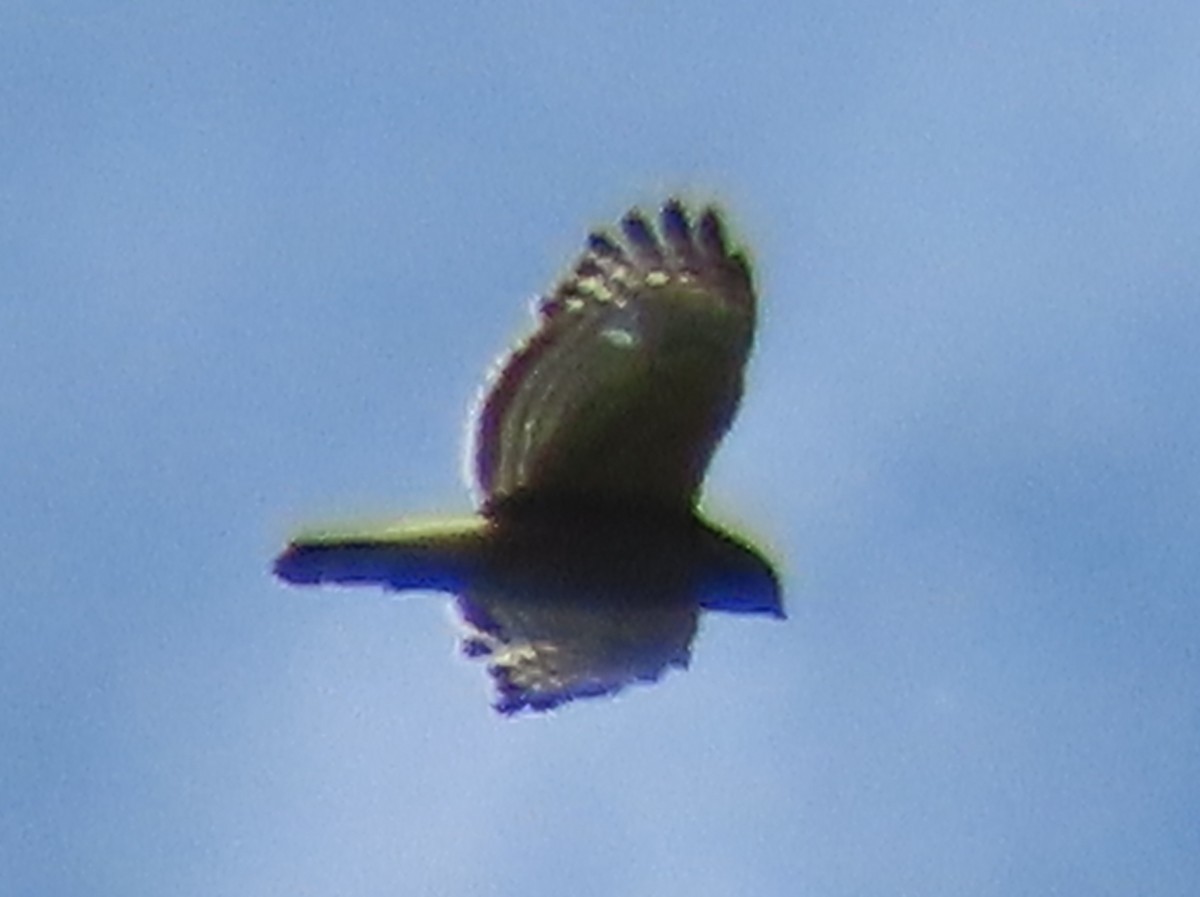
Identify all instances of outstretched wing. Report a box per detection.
[459,588,698,715]
[473,199,757,513]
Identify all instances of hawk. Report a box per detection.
[274,199,782,714]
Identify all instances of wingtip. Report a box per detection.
[620,208,665,264]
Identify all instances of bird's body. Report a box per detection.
[274,199,781,713]
[277,498,778,614]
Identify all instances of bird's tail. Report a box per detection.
[272,516,491,595]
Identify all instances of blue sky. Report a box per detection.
[3,2,1199,894]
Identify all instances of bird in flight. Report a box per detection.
[274,198,782,714]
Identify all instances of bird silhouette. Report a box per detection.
[275,199,782,714]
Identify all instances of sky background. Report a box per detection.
[3,2,1199,894]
